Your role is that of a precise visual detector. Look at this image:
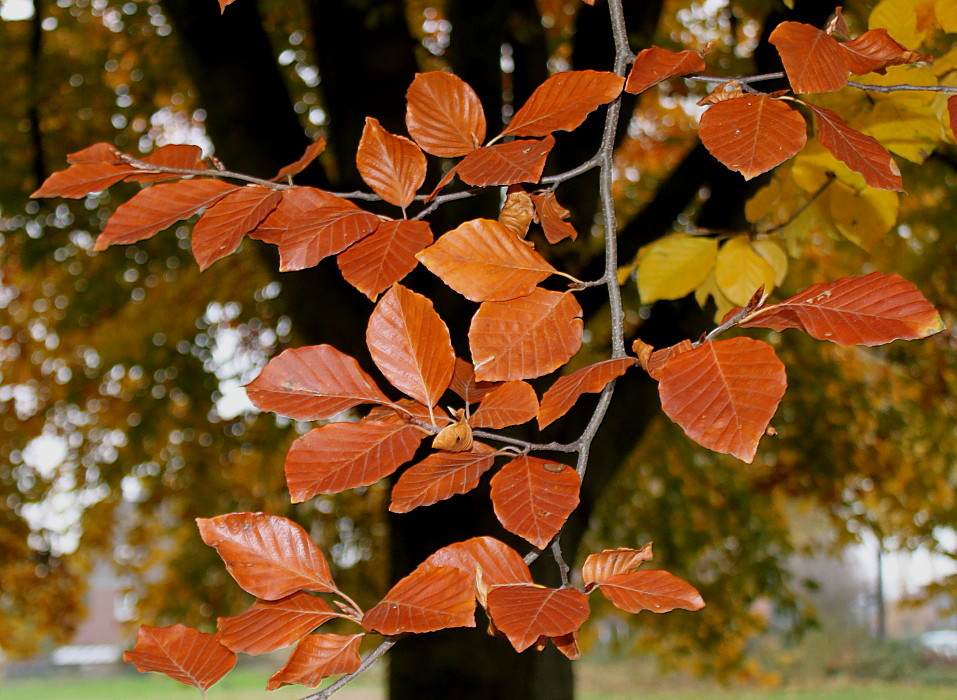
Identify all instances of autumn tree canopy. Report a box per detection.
[2,0,957,697]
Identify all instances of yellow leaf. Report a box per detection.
[695,271,737,323]
[636,233,718,304]
[714,235,777,306]
[933,47,957,76]
[862,101,944,162]
[828,182,899,250]
[793,141,866,190]
[752,239,788,286]
[870,0,928,48]
[936,0,957,33]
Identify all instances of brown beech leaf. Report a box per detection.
[582,544,654,589]
[644,339,694,380]
[489,456,580,549]
[364,399,449,426]
[698,95,807,179]
[197,513,336,599]
[191,186,283,270]
[537,358,635,429]
[769,21,849,93]
[417,218,557,302]
[658,338,787,463]
[471,381,539,429]
[551,632,580,660]
[500,185,534,237]
[486,585,589,653]
[126,144,206,183]
[456,136,555,187]
[697,80,745,106]
[448,358,500,403]
[271,137,326,182]
[337,219,433,301]
[217,592,340,655]
[285,421,424,501]
[503,70,624,137]
[530,191,578,244]
[250,187,379,272]
[67,142,118,163]
[596,570,705,614]
[245,344,391,422]
[470,289,583,382]
[406,71,486,157]
[389,442,496,513]
[363,565,476,635]
[218,0,238,12]
[840,29,931,75]
[266,634,363,691]
[94,179,238,250]
[124,624,236,692]
[367,284,456,407]
[625,46,706,95]
[806,104,903,191]
[419,537,534,601]
[949,96,957,141]
[31,162,139,199]
[357,117,427,208]
[738,272,944,346]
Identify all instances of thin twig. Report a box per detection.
[302,636,401,700]
[551,539,571,587]
[687,72,785,85]
[116,154,290,190]
[848,80,957,94]
[412,189,480,220]
[471,430,578,453]
[761,174,834,236]
[540,154,602,185]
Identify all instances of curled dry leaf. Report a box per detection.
[124,624,236,692]
[625,46,706,95]
[196,512,337,599]
[432,408,474,452]
[538,358,635,429]
[419,536,533,610]
[698,94,807,180]
[271,137,326,182]
[244,344,391,422]
[486,585,590,653]
[551,631,581,660]
[596,570,705,614]
[356,117,427,208]
[769,21,849,93]
[456,136,555,187]
[948,96,957,141]
[500,185,534,237]
[250,187,380,272]
[738,272,944,345]
[266,634,363,691]
[285,420,424,501]
[530,191,578,244]
[470,289,583,382]
[389,442,496,513]
[94,179,238,250]
[367,284,456,408]
[503,70,624,137]
[217,592,340,655]
[191,186,283,271]
[362,565,476,635]
[470,380,539,429]
[643,339,694,381]
[337,219,433,301]
[417,218,556,302]
[806,104,903,191]
[406,71,486,157]
[490,456,580,548]
[696,80,744,106]
[582,544,654,589]
[658,338,787,463]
